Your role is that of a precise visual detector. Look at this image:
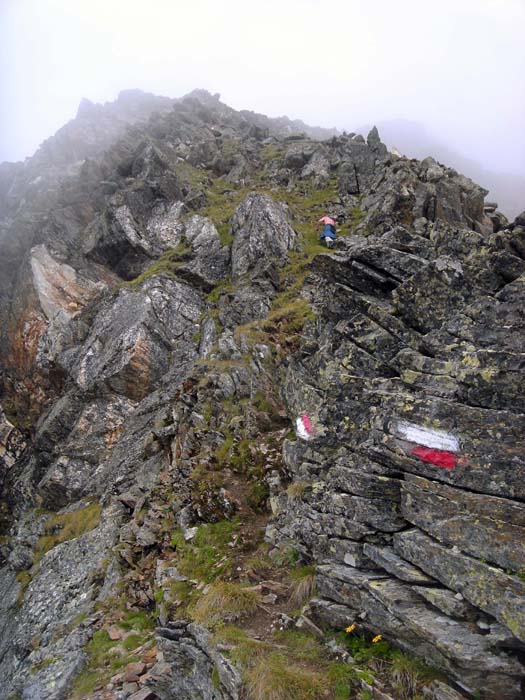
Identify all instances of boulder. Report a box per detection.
[230,193,297,278]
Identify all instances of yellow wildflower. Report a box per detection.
[345,623,356,634]
[372,634,382,643]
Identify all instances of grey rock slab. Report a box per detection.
[423,681,468,700]
[307,488,406,532]
[363,544,435,584]
[412,586,479,622]
[179,214,230,288]
[327,464,401,501]
[30,244,104,325]
[394,528,525,641]
[0,502,121,699]
[367,392,525,501]
[401,474,525,571]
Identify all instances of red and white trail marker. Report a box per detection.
[296,413,314,441]
[396,421,459,470]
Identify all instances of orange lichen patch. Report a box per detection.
[4,297,66,427]
[30,245,103,322]
[6,308,47,375]
[104,425,126,449]
[109,337,154,402]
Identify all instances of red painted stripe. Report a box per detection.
[411,446,456,469]
[301,413,313,435]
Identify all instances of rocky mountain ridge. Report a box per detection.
[0,89,523,700]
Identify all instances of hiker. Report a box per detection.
[317,215,337,248]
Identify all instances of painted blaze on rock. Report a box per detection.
[396,420,459,469]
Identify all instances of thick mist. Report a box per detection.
[1,0,524,207]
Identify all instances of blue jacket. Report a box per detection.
[320,223,336,239]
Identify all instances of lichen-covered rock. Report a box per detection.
[0,407,26,478]
[401,474,525,572]
[394,528,525,641]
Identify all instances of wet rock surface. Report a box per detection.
[0,89,523,699]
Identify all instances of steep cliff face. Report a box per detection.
[0,90,523,700]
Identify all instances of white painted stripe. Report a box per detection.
[396,421,459,452]
[296,417,311,441]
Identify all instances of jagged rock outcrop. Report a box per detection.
[0,88,523,700]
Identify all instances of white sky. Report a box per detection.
[1,0,524,175]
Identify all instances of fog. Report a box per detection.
[1,0,524,183]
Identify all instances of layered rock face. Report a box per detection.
[0,89,523,700]
[269,194,525,696]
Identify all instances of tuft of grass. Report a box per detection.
[199,182,251,240]
[83,629,118,668]
[214,626,274,667]
[16,571,33,604]
[190,581,260,628]
[260,143,284,164]
[215,434,235,465]
[122,633,144,651]
[206,277,234,304]
[70,669,106,698]
[288,565,316,607]
[287,481,309,501]
[217,223,234,247]
[245,651,331,700]
[388,649,439,700]
[215,626,354,700]
[245,544,276,578]
[30,657,58,674]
